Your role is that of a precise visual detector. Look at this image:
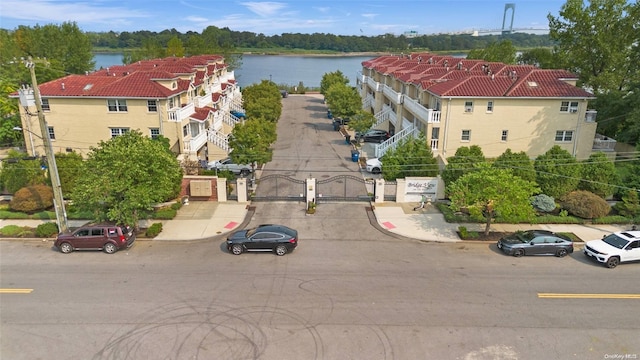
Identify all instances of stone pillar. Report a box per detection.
[374,178,385,204]
[236,178,247,203]
[306,177,316,205]
[216,177,227,202]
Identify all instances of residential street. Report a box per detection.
[1,95,639,360]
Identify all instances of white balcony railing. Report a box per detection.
[208,129,230,152]
[184,130,207,153]
[592,133,616,151]
[367,77,381,91]
[374,124,417,158]
[430,139,439,151]
[383,84,403,105]
[168,102,195,122]
[585,109,597,122]
[403,97,441,123]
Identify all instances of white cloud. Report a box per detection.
[313,6,330,14]
[0,0,148,26]
[240,2,287,17]
[361,13,378,19]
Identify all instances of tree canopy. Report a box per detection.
[548,0,640,93]
[325,83,361,119]
[448,164,539,235]
[71,131,183,227]
[441,145,486,186]
[492,149,536,183]
[534,145,581,199]
[241,80,282,122]
[466,40,517,64]
[379,133,439,181]
[320,70,349,96]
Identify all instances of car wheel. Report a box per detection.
[275,245,287,256]
[240,169,250,176]
[606,256,620,269]
[556,248,568,257]
[103,243,117,254]
[231,244,243,255]
[513,249,525,257]
[372,167,381,174]
[59,242,73,254]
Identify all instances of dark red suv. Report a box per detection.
[55,224,135,254]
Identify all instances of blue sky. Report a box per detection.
[0,0,565,36]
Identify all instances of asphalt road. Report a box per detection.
[2,95,640,360]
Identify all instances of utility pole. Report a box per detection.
[24,57,69,232]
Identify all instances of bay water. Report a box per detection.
[93,53,375,88]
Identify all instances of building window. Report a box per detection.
[464,101,474,113]
[560,101,579,113]
[168,97,178,109]
[48,126,55,140]
[555,130,573,142]
[147,100,158,112]
[501,130,508,142]
[107,99,128,112]
[461,130,471,141]
[150,128,160,139]
[487,101,494,112]
[110,128,129,138]
[41,98,50,111]
[183,125,189,137]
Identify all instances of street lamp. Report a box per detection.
[13,126,68,233]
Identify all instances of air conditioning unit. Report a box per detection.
[465,107,473,113]
[570,109,578,113]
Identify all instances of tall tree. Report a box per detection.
[379,133,439,180]
[534,145,581,199]
[492,149,536,183]
[448,164,539,235]
[325,83,361,119]
[320,70,349,96]
[241,80,282,122]
[71,131,183,227]
[166,36,185,57]
[548,0,640,92]
[441,145,486,186]
[466,40,517,64]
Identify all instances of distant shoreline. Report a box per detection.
[240,52,392,57]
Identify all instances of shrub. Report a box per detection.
[0,225,24,236]
[530,194,556,212]
[529,215,583,224]
[36,222,59,237]
[561,190,611,219]
[0,210,30,219]
[170,202,182,211]
[9,185,54,213]
[153,208,177,219]
[591,215,633,225]
[145,223,163,237]
[437,202,471,223]
[614,189,640,218]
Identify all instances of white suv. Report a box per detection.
[584,230,640,268]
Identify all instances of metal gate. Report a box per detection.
[384,180,397,201]
[316,175,373,203]
[250,174,306,202]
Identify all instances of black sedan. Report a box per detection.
[226,224,298,256]
[497,230,574,257]
[358,129,390,143]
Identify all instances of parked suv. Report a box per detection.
[584,230,640,268]
[55,224,136,254]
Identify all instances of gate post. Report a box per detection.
[374,178,385,203]
[236,178,248,202]
[306,177,316,205]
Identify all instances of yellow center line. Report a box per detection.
[538,293,640,299]
[0,288,34,294]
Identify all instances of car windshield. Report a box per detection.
[516,231,536,242]
[602,234,629,249]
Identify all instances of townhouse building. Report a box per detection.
[13,55,242,164]
[359,53,614,162]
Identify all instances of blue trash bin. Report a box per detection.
[333,121,339,131]
[345,135,351,144]
[351,150,359,162]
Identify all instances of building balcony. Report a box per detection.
[585,109,597,122]
[382,85,402,105]
[367,77,381,91]
[592,133,616,151]
[184,130,207,153]
[168,102,195,122]
[403,97,441,123]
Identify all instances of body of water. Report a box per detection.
[93,53,376,88]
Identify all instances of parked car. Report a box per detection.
[366,158,382,174]
[55,224,135,254]
[361,130,390,143]
[207,157,253,176]
[280,90,288,98]
[497,230,574,257]
[226,224,298,256]
[584,230,640,268]
[230,110,246,119]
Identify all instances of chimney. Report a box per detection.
[61,82,65,90]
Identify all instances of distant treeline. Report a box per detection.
[87,26,554,53]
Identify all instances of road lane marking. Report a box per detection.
[0,288,34,294]
[538,293,640,299]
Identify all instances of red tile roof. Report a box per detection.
[363,53,593,99]
[33,55,228,98]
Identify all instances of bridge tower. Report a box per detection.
[501,3,516,35]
